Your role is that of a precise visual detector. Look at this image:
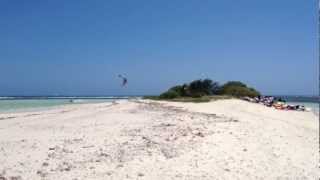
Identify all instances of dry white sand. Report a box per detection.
[0,99,318,180]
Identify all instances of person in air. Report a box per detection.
[118,74,128,86]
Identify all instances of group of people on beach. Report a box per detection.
[242,96,309,111]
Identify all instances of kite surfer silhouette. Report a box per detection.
[118,74,127,87]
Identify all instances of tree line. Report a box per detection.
[159,79,260,99]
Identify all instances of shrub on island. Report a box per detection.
[219,81,260,98]
[159,79,220,99]
[159,90,179,99]
[156,79,260,100]
[188,79,220,97]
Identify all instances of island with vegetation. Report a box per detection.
[145,79,260,102]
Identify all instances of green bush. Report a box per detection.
[187,79,220,97]
[169,85,186,97]
[154,79,260,100]
[159,90,179,99]
[222,81,247,88]
[220,81,260,97]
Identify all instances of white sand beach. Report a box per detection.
[0,99,318,180]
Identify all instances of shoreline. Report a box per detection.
[0,99,318,179]
[0,97,318,115]
[0,99,127,115]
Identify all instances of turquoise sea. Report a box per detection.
[0,97,130,113]
[280,96,319,115]
[0,96,318,115]
[286,102,319,115]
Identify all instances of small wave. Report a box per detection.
[0,96,132,100]
[0,97,15,100]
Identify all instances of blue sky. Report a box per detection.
[0,0,318,96]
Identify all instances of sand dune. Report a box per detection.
[0,99,318,180]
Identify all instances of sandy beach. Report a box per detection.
[0,99,318,180]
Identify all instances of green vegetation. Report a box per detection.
[188,79,220,97]
[159,90,179,99]
[219,81,260,97]
[144,79,261,102]
[143,95,232,103]
[159,79,220,98]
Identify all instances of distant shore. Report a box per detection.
[0,99,318,179]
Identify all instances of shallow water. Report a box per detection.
[286,102,319,115]
[0,98,120,113]
[277,96,319,115]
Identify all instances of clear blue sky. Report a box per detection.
[0,0,318,96]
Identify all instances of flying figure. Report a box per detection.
[118,74,128,87]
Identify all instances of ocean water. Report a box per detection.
[280,96,319,115]
[0,96,318,115]
[0,97,129,113]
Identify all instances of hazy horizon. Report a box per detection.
[0,1,318,96]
